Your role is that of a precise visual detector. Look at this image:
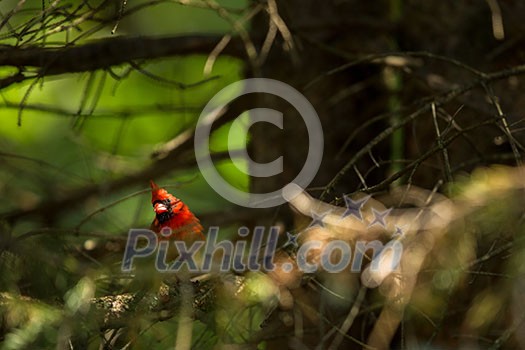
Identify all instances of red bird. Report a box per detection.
[150,180,205,242]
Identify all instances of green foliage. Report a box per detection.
[0,1,254,348]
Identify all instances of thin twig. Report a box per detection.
[328,285,367,350]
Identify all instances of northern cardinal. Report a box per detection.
[150,180,205,242]
[127,181,204,298]
[120,182,205,319]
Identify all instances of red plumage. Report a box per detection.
[149,181,204,242]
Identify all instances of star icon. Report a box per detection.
[308,209,331,228]
[341,194,370,221]
[392,225,406,238]
[368,208,392,228]
[283,231,299,248]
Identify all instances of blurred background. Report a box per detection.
[1,0,525,349]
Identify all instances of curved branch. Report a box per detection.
[0,35,246,77]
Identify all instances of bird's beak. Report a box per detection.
[153,202,168,214]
